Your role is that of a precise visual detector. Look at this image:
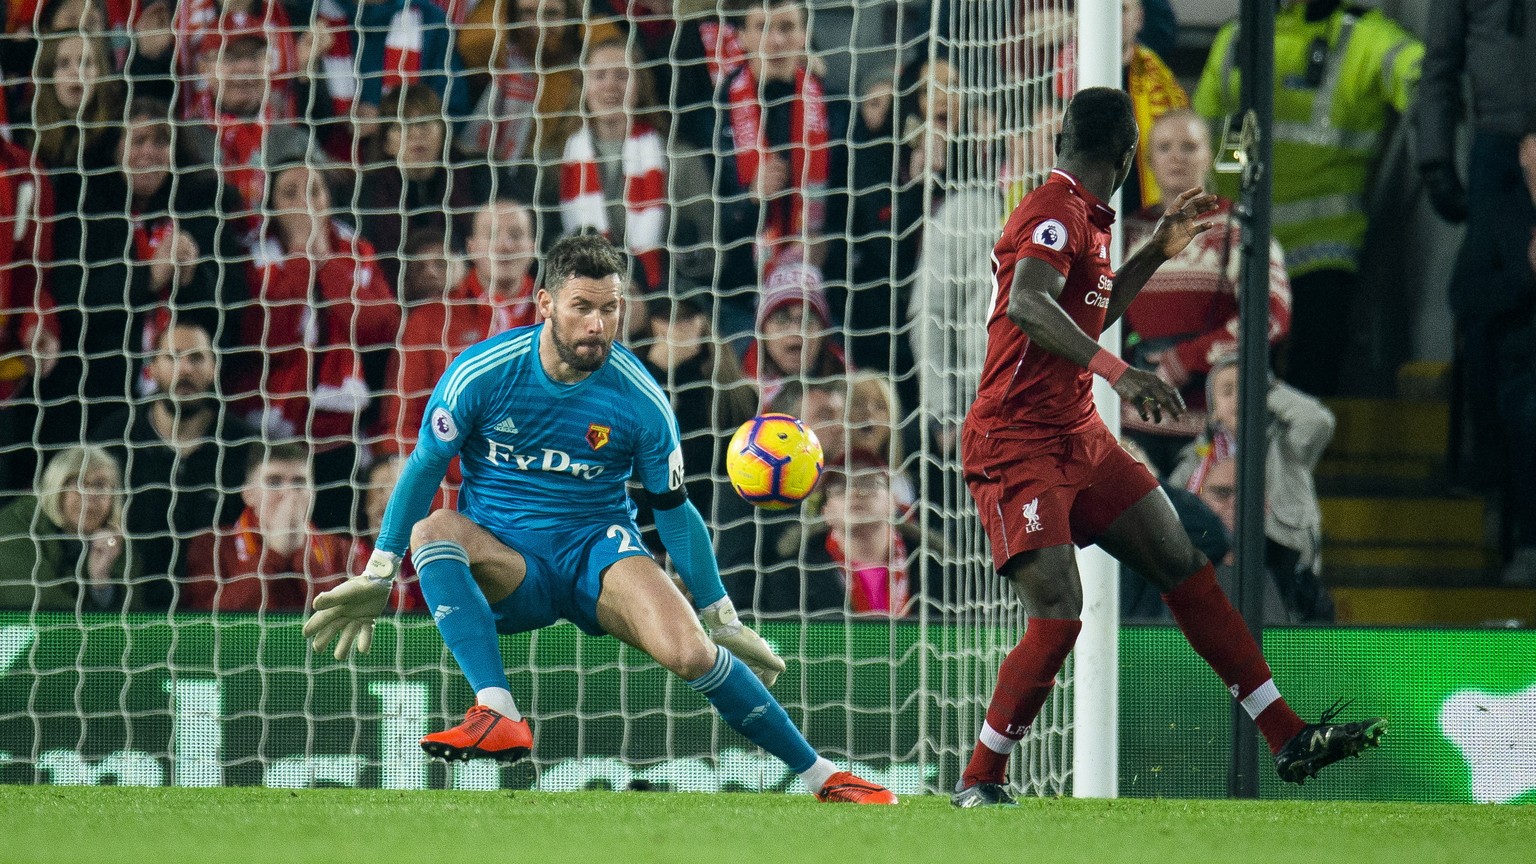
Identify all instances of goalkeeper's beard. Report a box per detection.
[549,319,611,372]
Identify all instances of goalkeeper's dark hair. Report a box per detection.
[1058,87,1139,168]
[541,231,628,295]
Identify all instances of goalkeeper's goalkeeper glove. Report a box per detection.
[304,549,398,660]
[701,597,785,687]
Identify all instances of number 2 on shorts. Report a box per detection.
[607,524,640,553]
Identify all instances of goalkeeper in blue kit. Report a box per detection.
[304,234,896,803]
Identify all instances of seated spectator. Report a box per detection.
[116,97,250,371]
[18,30,119,171]
[742,261,847,406]
[349,455,426,612]
[844,55,956,397]
[760,455,947,618]
[692,0,844,318]
[0,125,60,492]
[178,33,311,217]
[238,160,399,531]
[0,444,140,612]
[545,37,715,294]
[1169,356,1336,621]
[1054,0,1188,213]
[91,322,257,609]
[1122,109,1291,474]
[183,443,350,613]
[457,0,623,167]
[168,0,336,125]
[38,96,246,452]
[464,197,540,334]
[355,85,493,289]
[846,370,915,511]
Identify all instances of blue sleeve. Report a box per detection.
[652,500,727,610]
[375,446,452,555]
[374,342,486,554]
[633,398,685,497]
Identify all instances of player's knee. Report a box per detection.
[410,509,467,550]
[667,640,718,682]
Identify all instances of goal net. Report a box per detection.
[0,0,1082,796]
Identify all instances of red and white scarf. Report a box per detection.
[698,20,744,87]
[559,122,666,289]
[1185,427,1237,496]
[380,2,425,96]
[726,65,829,272]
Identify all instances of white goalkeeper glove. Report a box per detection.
[701,597,785,688]
[304,549,398,660]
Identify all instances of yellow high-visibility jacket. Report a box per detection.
[1194,2,1422,277]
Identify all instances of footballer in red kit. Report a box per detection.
[951,89,1386,809]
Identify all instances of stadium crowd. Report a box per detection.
[0,0,1529,623]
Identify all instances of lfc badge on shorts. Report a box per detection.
[586,424,611,450]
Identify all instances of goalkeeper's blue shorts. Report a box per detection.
[484,518,653,636]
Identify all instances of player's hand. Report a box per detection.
[701,597,786,688]
[1149,187,1221,259]
[304,550,399,660]
[1113,366,1185,424]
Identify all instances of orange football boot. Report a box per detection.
[814,771,899,804]
[419,706,532,763]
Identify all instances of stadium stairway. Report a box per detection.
[1319,362,1536,626]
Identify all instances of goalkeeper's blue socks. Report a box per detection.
[687,647,837,793]
[415,541,522,720]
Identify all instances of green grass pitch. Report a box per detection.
[6,786,1534,863]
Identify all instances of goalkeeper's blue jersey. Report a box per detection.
[413,323,683,535]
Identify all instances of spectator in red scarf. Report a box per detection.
[167,0,341,132]
[179,33,312,220]
[237,160,399,531]
[742,260,847,406]
[183,442,351,613]
[354,85,496,290]
[463,197,539,334]
[760,454,947,618]
[693,0,846,328]
[352,0,469,124]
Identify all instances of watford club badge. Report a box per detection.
[586,424,611,450]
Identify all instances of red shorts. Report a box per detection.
[962,422,1159,571]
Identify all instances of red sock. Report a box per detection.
[1161,563,1305,753]
[961,618,1082,787]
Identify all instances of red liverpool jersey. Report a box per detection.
[967,169,1117,439]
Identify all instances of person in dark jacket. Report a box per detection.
[37,96,248,450]
[0,445,141,612]
[1414,0,1536,572]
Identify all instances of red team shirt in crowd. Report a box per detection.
[967,169,1118,439]
[963,168,1158,568]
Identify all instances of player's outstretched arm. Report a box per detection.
[648,492,786,687]
[304,445,453,659]
[1106,187,1220,327]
